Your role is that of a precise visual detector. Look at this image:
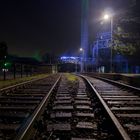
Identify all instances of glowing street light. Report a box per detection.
[103,14,110,20]
[80,48,83,52]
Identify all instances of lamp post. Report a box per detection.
[103,13,113,73]
[96,39,99,72]
[80,48,84,73]
[75,57,79,73]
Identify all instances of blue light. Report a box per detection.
[60,56,81,64]
[61,56,67,60]
[61,56,79,60]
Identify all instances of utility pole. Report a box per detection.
[110,17,113,73]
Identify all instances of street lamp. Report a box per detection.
[103,14,110,20]
[80,48,84,73]
[103,13,113,73]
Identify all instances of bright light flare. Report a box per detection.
[103,14,110,20]
[80,48,83,51]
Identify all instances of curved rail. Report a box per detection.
[80,75,131,140]
[0,75,50,93]
[87,75,140,92]
[15,75,61,140]
[85,74,140,92]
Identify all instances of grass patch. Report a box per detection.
[0,74,49,89]
[65,73,77,82]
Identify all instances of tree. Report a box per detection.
[0,41,8,59]
[113,28,140,57]
[113,5,140,65]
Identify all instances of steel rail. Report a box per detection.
[80,74,131,140]
[15,75,61,140]
[91,75,140,92]
[0,75,51,93]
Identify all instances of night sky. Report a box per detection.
[0,0,130,57]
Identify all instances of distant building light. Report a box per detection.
[61,56,79,60]
[60,56,80,64]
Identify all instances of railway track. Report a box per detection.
[83,74,140,140]
[0,74,60,140]
[32,74,124,140]
[1,73,139,140]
